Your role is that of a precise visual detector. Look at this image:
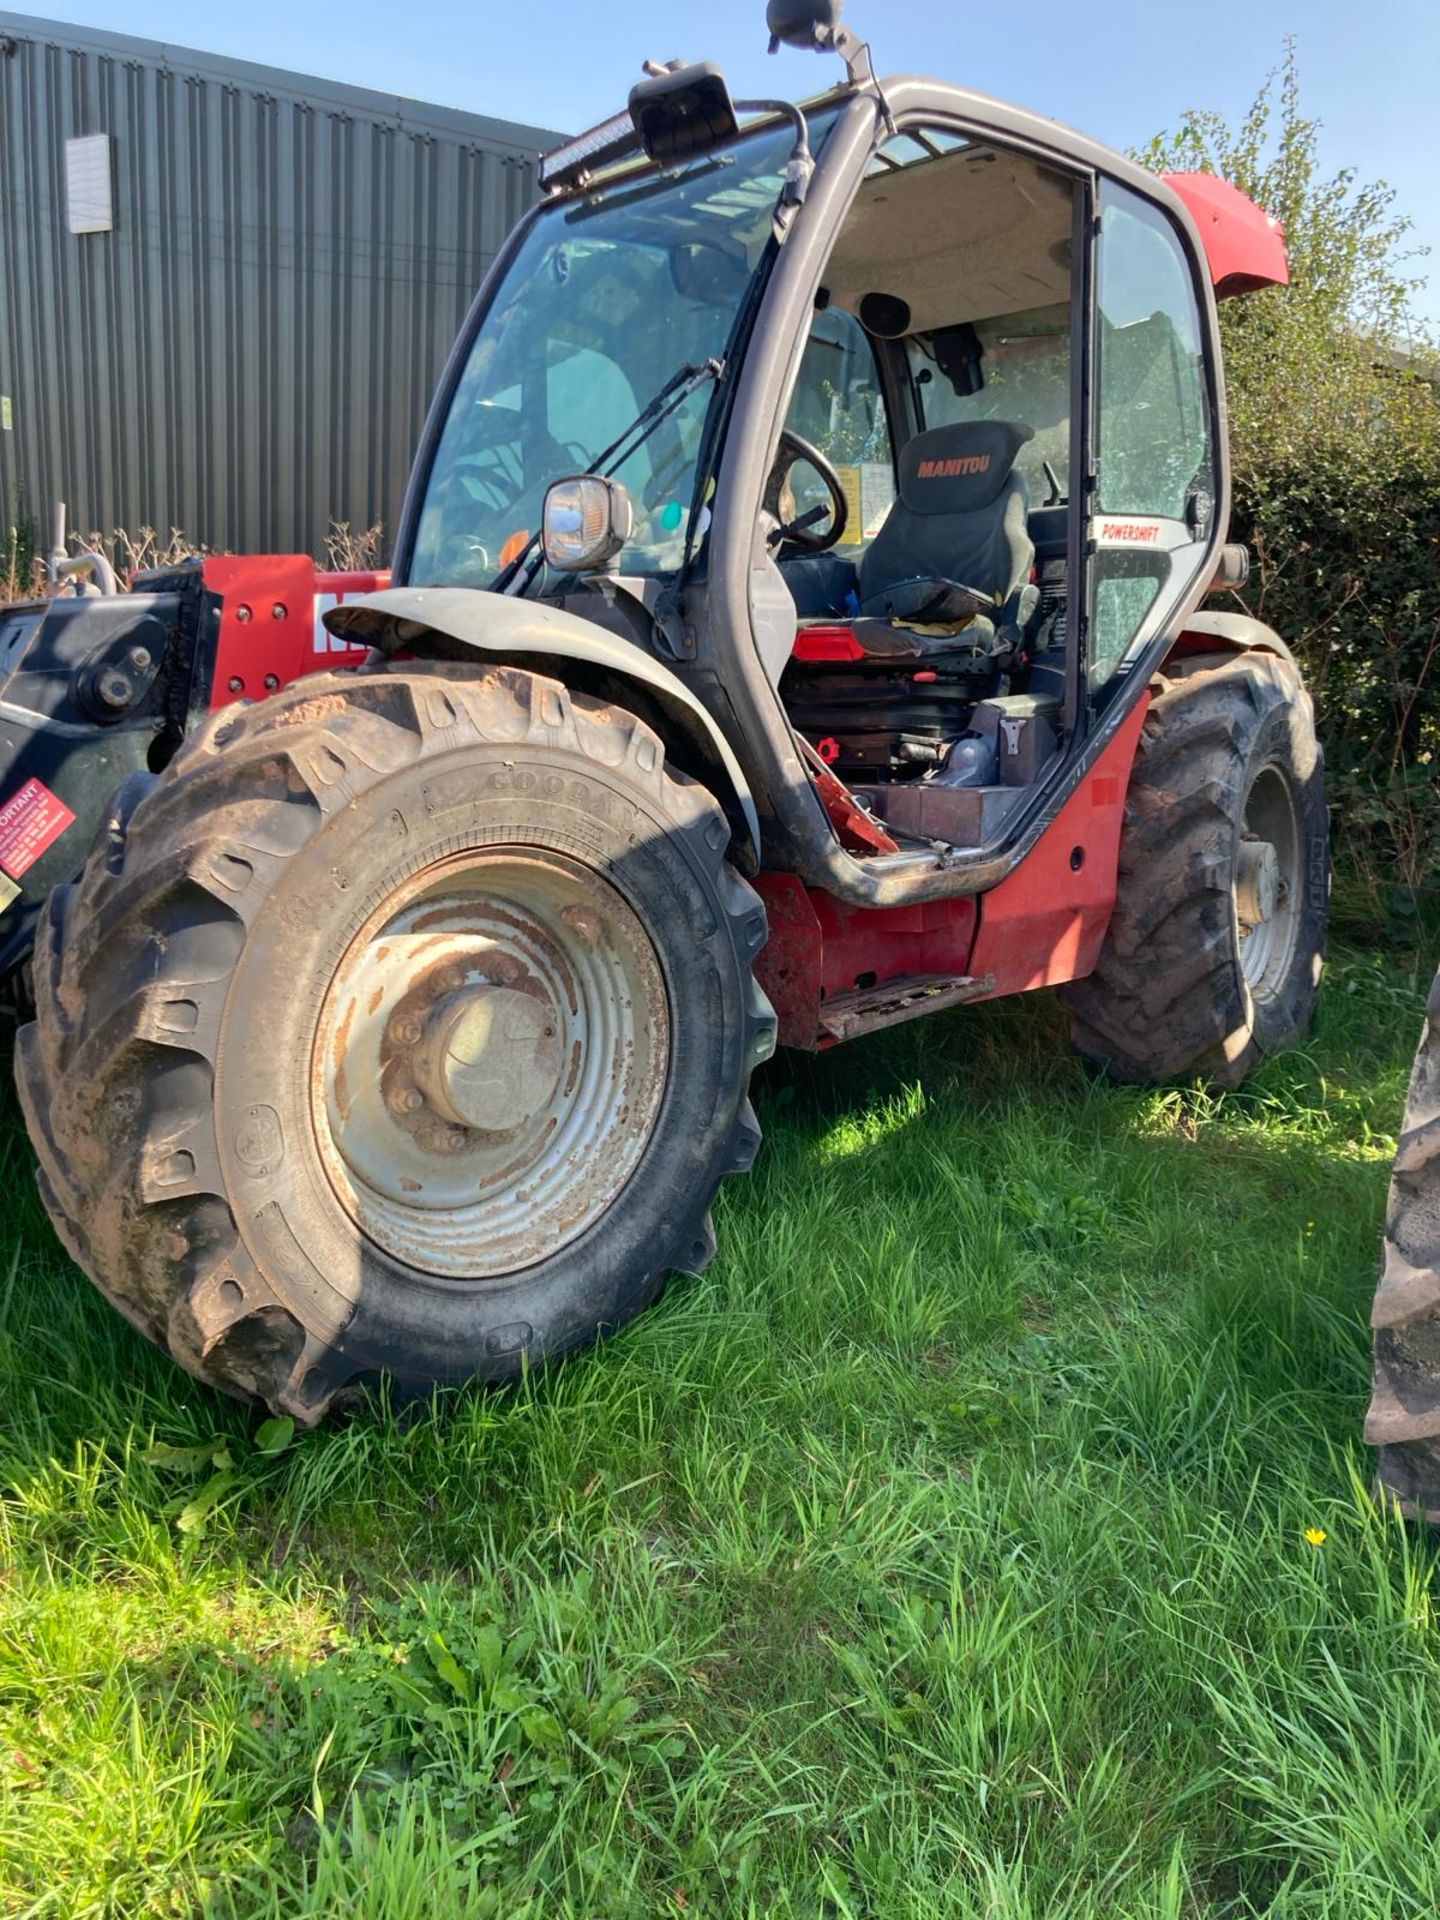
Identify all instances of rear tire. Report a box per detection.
[1367,965,1440,1518]
[16,667,774,1421]
[1060,650,1328,1088]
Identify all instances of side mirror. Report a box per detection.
[765,0,844,52]
[764,0,874,86]
[1208,542,1251,592]
[542,475,634,573]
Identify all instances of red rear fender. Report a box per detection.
[1164,172,1289,299]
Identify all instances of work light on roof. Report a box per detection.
[537,111,639,191]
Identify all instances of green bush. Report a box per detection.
[1144,46,1440,929]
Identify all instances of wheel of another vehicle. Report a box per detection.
[1367,964,1440,1518]
[15,666,774,1421]
[1059,649,1328,1088]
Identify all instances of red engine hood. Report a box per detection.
[1164,171,1290,299]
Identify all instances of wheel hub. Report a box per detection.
[311,848,670,1279]
[407,985,563,1133]
[1235,837,1280,929]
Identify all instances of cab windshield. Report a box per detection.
[409,114,836,588]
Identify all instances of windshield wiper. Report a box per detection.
[491,356,724,596]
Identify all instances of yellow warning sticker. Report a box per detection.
[0,871,20,916]
[835,465,864,545]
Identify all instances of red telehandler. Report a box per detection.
[2,3,1327,1418]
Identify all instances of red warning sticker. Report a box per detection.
[0,777,75,880]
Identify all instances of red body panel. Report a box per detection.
[1163,173,1289,299]
[755,699,1149,1049]
[966,696,1148,997]
[754,872,980,1047]
[203,555,388,707]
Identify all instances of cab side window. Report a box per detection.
[1091,182,1216,697]
[907,304,1070,509]
[785,309,895,546]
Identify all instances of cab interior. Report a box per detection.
[767,130,1078,853]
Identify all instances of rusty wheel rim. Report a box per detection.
[311,847,670,1279]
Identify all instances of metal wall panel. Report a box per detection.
[0,12,559,558]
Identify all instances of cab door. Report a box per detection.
[1086,179,1221,708]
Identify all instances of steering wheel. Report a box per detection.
[766,428,850,554]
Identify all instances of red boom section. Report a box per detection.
[202,555,388,708]
[755,699,1147,1049]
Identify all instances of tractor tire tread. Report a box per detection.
[1369,967,1440,1516]
[16,665,773,1419]
[1059,649,1325,1088]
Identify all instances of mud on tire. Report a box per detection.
[1367,966,1440,1518]
[16,667,775,1421]
[1059,650,1328,1089]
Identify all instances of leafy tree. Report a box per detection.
[1144,47,1440,926]
[1142,41,1434,467]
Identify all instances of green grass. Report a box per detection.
[1,942,1436,1918]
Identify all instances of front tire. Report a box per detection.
[1367,965,1440,1518]
[1060,650,1328,1088]
[16,667,774,1420]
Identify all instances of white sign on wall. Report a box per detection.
[65,134,114,234]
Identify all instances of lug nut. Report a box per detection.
[439,965,466,992]
[271,603,287,620]
[126,646,151,674]
[263,673,280,691]
[390,1015,422,1046]
[388,1084,423,1115]
[436,1126,468,1154]
[235,604,252,623]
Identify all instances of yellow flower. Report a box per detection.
[1305,1527,1328,1547]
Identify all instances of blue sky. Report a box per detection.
[36,0,1440,325]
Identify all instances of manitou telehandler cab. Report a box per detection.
[4,2,1327,1418]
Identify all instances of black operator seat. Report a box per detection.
[856,419,1039,659]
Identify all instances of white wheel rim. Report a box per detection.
[1234,762,1302,1003]
[311,847,670,1279]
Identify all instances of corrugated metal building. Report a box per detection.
[0,12,560,558]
